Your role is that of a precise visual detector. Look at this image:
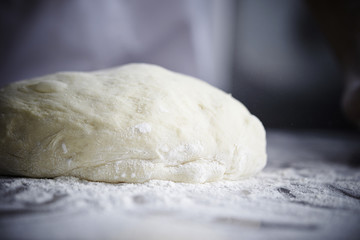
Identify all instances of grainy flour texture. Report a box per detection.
[0,131,359,240]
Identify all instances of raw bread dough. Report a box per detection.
[0,64,266,183]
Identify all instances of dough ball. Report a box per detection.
[0,64,266,183]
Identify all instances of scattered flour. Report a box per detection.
[134,123,152,134]
[61,143,68,154]
[0,131,359,240]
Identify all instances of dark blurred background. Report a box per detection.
[233,0,346,129]
[0,0,356,130]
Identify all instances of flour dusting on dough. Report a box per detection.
[134,123,152,134]
[0,63,266,183]
[62,143,68,154]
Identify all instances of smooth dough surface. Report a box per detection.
[0,64,266,183]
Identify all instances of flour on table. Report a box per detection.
[0,131,359,240]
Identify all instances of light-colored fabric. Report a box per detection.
[0,0,232,90]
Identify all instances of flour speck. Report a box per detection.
[134,123,152,134]
[62,143,68,154]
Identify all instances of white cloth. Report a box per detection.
[0,0,231,89]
